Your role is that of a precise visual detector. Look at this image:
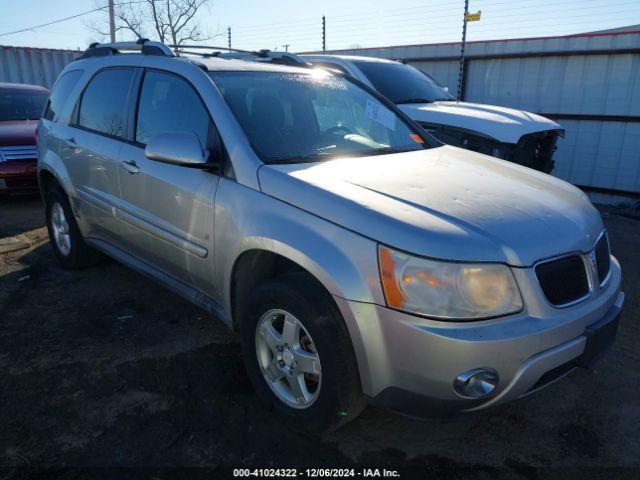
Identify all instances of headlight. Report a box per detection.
[378,245,523,320]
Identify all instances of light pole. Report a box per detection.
[108,0,116,43]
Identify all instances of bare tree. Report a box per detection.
[86,0,216,47]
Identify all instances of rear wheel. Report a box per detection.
[241,272,365,434]
[45,187,100,269]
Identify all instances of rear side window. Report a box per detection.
[78,68,134,138]
[43,70,82,121]
[135,70,214,148]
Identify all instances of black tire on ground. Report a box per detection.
[45,186,100,270]
[240,272,366,434]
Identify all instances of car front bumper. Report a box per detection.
[334,257,623,417]
[0,159,38,194]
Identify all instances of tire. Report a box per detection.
[240,272,366,434]
[45,186,100,270]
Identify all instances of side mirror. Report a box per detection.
[145,131,217,170]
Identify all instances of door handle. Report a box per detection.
[121,159,140,175]
[65,137,77,148]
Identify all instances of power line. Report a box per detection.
[0,0,152,37]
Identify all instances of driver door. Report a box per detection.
[116,69,221,293]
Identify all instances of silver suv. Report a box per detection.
[38,40,624,433]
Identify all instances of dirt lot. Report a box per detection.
[1,195,639,479]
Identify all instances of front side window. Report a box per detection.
[0,89,48,121]
[43,70,82,122]
[78,68,133,138]
[135,70,214,148]
[210,70,431,164]
[353,61,453,104]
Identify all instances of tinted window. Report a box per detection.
[211,71,430,164]
[353,61,453,104]
[78,69,133,138]
[0,89,48,121]
[43,70,82,121]
[135,70,214,148]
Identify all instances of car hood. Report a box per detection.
[0,120,38,146]
[398,101,562,143]
[258,146,603,267]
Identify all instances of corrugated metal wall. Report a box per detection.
[0,46,77,88]
[2,37,639,193]
[323,31,640,193]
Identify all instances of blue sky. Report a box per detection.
[1,0,638,52]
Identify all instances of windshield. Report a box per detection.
[0,90,48,121]
[353,61,453,104]
[210,71,431,164]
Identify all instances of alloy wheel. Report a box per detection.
[51,202,71,256]
[255,309,322,409]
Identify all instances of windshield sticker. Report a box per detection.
[365,99,396,131]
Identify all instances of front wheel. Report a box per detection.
[241,272,365,434]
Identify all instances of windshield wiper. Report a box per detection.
[267,151,336,164]
[355,146,421,157]
[267,146,423,164]
[395,98,434,105]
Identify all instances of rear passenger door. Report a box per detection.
[117,69,220,292]
[62,67,135,243]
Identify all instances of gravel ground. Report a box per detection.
[1,195,639,479]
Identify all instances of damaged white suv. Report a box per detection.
[303,54,563,173]
[38,40,622,434]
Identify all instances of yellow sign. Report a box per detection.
[466,10,482,22]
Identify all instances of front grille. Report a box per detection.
[535,255,590,306]
[0,145,38,161]
[594,233,611,285]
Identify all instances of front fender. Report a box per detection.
[215,178,385,316]
[214,178,386,394]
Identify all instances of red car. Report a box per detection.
[0,82,48,194]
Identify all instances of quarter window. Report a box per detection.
[43,70,82,122]
[78,68,133,138]
[135,70,214,149]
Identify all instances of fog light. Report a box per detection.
[453,368,499,398]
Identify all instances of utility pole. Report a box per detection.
[457,0,469,101]
[322,15,326,52]
[108,0,116,43]
[227,26,231,49]
[282,44,290,52]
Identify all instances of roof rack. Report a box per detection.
[172,44,312,68]
[79,38,175,59]
[78,39,314,70]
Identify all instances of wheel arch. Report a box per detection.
[38,167,63,197]
[229,248,338,332]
